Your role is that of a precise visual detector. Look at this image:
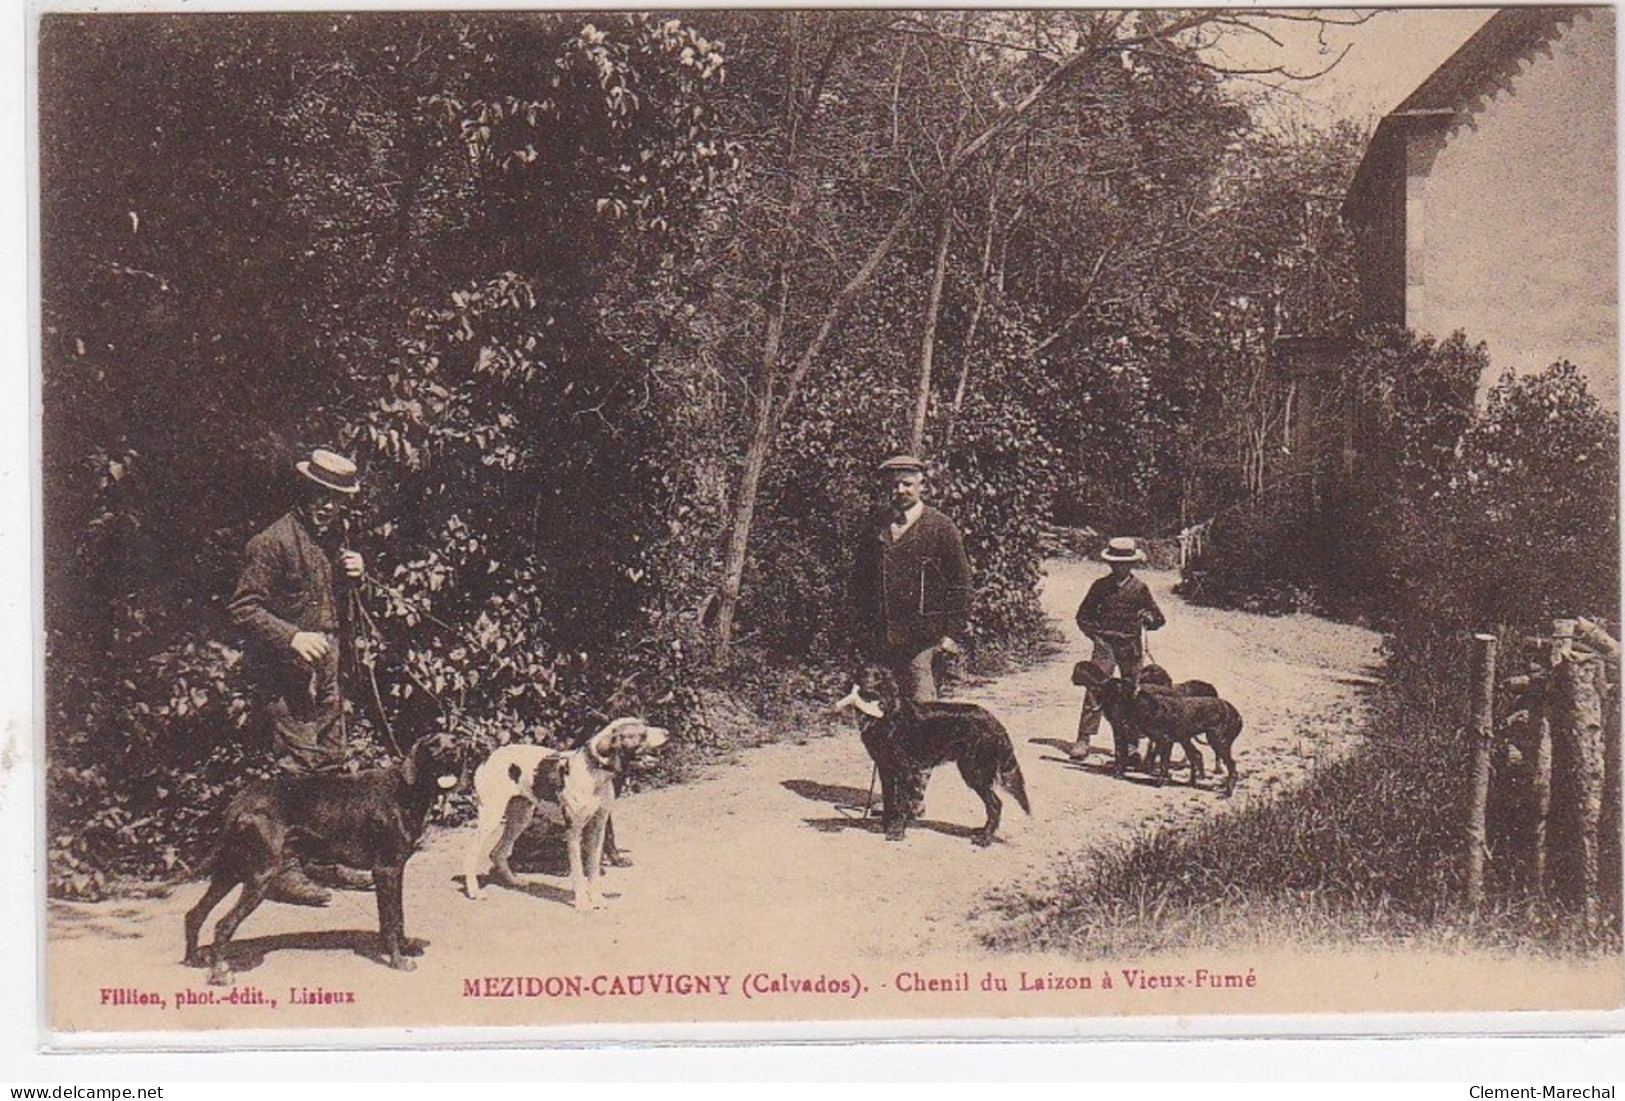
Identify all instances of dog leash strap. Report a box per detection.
[348,582,404,758]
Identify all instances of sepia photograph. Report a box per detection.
[28,3,1623,1044]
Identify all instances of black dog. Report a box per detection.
[183,732,463,985]
[1095,677,1242,795]
[1077,663,1218,773]
[836,665,1030,846]
[1137,663,1219,698]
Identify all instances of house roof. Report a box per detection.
[1343,7,1589,220]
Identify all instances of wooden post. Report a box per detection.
[1549,618,1608,930]
[1466,633,1497,914]
[1574,617,1621,665]
[1532,687,1552,895]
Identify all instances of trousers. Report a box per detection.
[880,641,942,703]
[266,640,348,773]
[1075,632,1146,752]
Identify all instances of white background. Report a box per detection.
[4,1,1622,1083]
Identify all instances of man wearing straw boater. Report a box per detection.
[228,447,368,905]
[1068,536,1165,763]
[853,454,972,702]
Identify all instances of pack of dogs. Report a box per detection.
[1075,662,1243,796]
[184,718,669,986]
[184,656,1239,983]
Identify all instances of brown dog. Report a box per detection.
[183,732,464,985]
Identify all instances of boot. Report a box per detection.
[268,861,332,907]
[1067,735,1092,761]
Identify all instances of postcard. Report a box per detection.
[29,4,1622,1045]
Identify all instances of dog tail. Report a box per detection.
[999,753,1032,816]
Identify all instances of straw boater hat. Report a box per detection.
[296,448,361,495]
[1100,536,1146,563]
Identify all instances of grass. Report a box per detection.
[983,673,1622,960]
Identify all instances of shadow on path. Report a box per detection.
[184,927,436,975]
[804,814,1003,845]
[782,778,873,806]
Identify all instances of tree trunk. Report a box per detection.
[710,194,925,650]
[1533,684,1552,894]
[1550,620,1607,929]
[947,179,1000,444]
[709,24,1140,647]
[714,268,788,649]
[910,208,954,454]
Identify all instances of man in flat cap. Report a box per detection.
[229,447,368,905]
[853,454,972,702]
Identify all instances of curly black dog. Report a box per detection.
[1095,677,1242,795]
[835,665,1030,846]
[183,732,464,985]
[1136,663,1219,698]
[1077,662,1219,774]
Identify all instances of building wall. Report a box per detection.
[1406,9,1618,404]
[1350,139,1408,330]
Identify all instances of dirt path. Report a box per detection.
[50,560,1401,1032]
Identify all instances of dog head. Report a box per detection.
[1137,663,1173,689]
[403,731,465,792]
[831,664,899,723]
[1093,676,1141,719]
[584,717,670,773]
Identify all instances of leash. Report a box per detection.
[340,520,404,759]
[350,590,404,758]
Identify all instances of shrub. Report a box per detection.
[1176,497,1320,615]
[1183,326,1490,624]
[1030,352,1622,956]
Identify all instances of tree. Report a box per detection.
[40,11,735,891]
[696,9,1374,647]
[1447,362,1620,631]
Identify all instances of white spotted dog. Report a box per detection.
[463,718,668,910]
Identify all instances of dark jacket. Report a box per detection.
[1075,571,1165,641]
[229,511,346,693]
[854,504,971,655]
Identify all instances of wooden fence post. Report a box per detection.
[1467,633,1497,914]
[1548,618,1608,930]
[1532,685,1552,895]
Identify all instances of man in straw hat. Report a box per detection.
[228,447,368,905]
[853,454,972,703]
[1068,536,1165,763]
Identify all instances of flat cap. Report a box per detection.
[877,454,927,474]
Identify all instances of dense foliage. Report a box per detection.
[1167,349,1619,946]
[1182,326,1490,617]
[42,12,738,892]
[1186,331,1618,646]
